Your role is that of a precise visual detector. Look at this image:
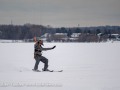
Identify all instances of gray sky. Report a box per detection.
[0,0,120,27]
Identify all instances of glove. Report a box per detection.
[52,46,56,49]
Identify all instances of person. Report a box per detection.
[33,40,56,72]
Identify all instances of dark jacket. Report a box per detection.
[34,43,52,57]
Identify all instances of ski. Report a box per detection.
[42,70,63,72]
[32,69,41,72]
[42,70,54,72]
[52,70,63,72]
[32,69,63,72]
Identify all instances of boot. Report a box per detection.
[42,68,53,72]
[32,69,41,72]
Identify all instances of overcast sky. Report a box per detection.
[0,0,120,27]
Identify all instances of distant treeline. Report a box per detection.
[0,24,120,42]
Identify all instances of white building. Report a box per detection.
[71,33,81,38]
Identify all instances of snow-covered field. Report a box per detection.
[0,42,120,90]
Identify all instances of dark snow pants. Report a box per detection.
[34,55,48,70]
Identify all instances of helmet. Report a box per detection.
[38,40,44,45]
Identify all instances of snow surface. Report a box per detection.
[0,42,120,90]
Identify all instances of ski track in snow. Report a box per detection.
[0,42,120,90]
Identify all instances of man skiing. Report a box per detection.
[33,40,56,72]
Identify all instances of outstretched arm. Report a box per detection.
[42,46,56,51]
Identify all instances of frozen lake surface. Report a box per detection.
[0,42,120,90]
